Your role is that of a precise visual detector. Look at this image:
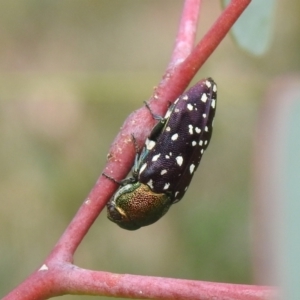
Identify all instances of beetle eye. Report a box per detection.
[107,204,123,222]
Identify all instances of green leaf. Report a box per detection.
[222,0,277,55]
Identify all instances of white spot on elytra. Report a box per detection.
[204,140,208,145]
[161,169,167,175]
[195,127,201,133]
[206,80,212,88]
[199,140,203,146]
[176,156,183,166]
[175,191,179,197]
[182,95,188,100]
[165,155,170,159]
[163,183,170,190]
[171,133,179,141]
[213,84,217,92]
[202,113,207,118]
[166,126,171,132]
[175,108,180,113]
[211,99,216,109]
[169,152,173,156]
[147,179,154,189]
[139,163,147,174]
[201,93,208,103]
[146,139,156,150]
[192,141,197,146]
[201,149,204,154]
[190,164,195,174]
[187,103,193,111]
[205,126,209,132]
[188,124,193,135]
[165,109,172,119]
[152,153,161,161]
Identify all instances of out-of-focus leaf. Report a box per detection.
[254,76,300,297]
[283,87,300,300]
[222,0,277,55]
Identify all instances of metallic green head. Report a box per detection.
[107,182,172,230]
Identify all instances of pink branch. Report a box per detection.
[170,0,202,66]
[3,1,275,299]
[152,0,252,110]
[64,269,278,300]
[5,266,277,300]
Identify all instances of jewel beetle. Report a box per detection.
[107,78,217,230]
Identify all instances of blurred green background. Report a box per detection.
[0,1,299,299]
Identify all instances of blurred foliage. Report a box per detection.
[0,1,300,299]
[222,0,277,55]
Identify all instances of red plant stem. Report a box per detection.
[170,0,202,66]
[5,266,278,300]
[65,269,277,300]
[46,173,114,263]
[152,0,251,113]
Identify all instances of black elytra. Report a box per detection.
[139,77,217,202]
[107,78,217,230]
